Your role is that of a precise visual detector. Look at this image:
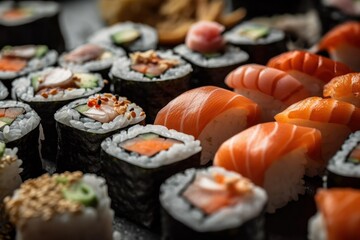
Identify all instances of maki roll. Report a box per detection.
[58,43,125,82]
[12,67,104,164]
[325,131,360,188]
[160,167,267,240]
[175,21,249,88]
[4,171,120,240]
[224,22,287,65]
[110,50,192,123]
[0,44,57,93]
[100,124,201,228]
[0,100,41,180]
[308,188,360,240]
[0,1,65,52]
[55,93,145,173]
[0,81,8,100]
[88,21,158,52]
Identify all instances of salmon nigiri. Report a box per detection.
[323,73,360,108]
[267,50,352,96]
[308,188,360,240]
[225,64,310,122]
[275,97,360,161]
[316,21,360,71]
[214,122,323,212]
[154,86,260,165]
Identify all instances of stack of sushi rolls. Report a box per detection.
[58,43,125,83]
[55,93,146,173]
[4,171,121,240]
[100,124,202,228]
[224,21,287,65]
[0,44,57,93]
[110,49,192,123]
[175,21,249,88]
[0,80,8,100]
[12,67,104,164]
[325,131,360,188]
[155,86,260,166]
[160,167,267,240]
[0,100,42,180]
[88,21,158,52]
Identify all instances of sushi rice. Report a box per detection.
[0,81,8,99]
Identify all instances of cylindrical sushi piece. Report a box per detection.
[224,22,287,65]
[323,73,360,107]
[267,50,353,96]
[316,21,360,71]
[12,67,104,164]
[0,80,8,100]
[160,167,267,240]
[4,171,120,240]
[275,97,360,162]
[225,64,310,122]
[100,124,202,228]
[0,100,42,180]
[88,21,158,52]
[58,43,125,85]
[0,44,57,94]
[55,93,146,173]
[175,21,249,88]
[0,1,65,52]
[154,86,260,165]
[325,131,360,188]
[214,122,324,213]
[308,188,360,240]
[110,50,192,123]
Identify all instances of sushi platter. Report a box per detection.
[1,0,360,240]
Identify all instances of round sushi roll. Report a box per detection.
[58,43,125,82]
[0,1,65,52]
[325,131,360,188]
[0,80,9,100]
[160,167,267,240]
[55,93,146,173]
[0,45,58,93]
[88,21,158,52]
[224,21,287,65]
[12,67,104,164]
[110,50,192,123]
[4,171,121,240]
[100,124,202,228]
[308,188,360,240]
[0,100,42,180]
[174,21,249,88]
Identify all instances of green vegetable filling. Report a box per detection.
[238,25,270,40]
[111,29,140,46]
[63,181,98,207]
[35,45,48,58]
[0,142,5,158]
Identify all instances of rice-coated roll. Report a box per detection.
[308,188,360,240]
[12,67,104,164]
[110,50,192,123]
[160,167,267,240]
[154,86,260,165]
[4,171,120,240]
[0,45,57,92]
[224,21,287,64]
[0,80,8,99]
[214,122,324,213]
[0,100,41,180]
[325,131,360,188]
[55,93,145,173]
[175,21,249,88]
[88,21,158,52]
[100,124,201,228]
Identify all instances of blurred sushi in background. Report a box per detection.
[55,93,145,173]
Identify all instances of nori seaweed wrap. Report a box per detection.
[0,100,42,180]
[54,93,146,173]
[110,50,192,123]
[100,124,201,229]
[160,167,267,240]
[12,67,104,165]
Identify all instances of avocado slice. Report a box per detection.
[63,181,98,207]
[139,133,159,140]
[74,73,99,89]
[238,26,270,40]
[35,45,48,58]
[31,75,41,91]
[75,104,90,114]
[0,142,5,158]
[111,29,140,46]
